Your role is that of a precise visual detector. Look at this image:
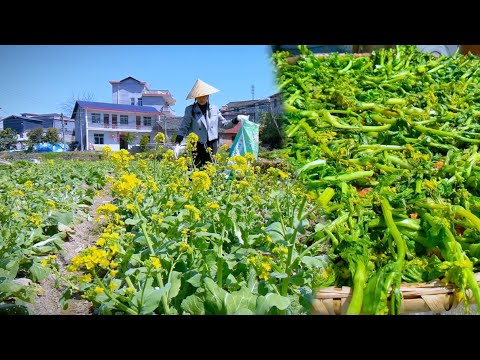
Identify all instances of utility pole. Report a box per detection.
[61,113,65,144]
[163,114,167,142]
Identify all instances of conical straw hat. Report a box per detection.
[186,79,220,100]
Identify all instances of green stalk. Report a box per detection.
[345,261,367,315]
[300,212,349,257]
[217,238,223,288]
[452,205,480,232]
[93,272,137,315]
[308,170,374,185]
[380,197,407,264]
[140,223,170,315]
[412,123,480,144]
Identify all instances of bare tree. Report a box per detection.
[60,91,96,118]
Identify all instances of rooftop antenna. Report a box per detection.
[251,85,254,100]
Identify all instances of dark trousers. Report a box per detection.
[194,139,218,167]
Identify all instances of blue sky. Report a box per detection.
[0,45,279,118]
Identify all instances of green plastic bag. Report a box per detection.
[229,116,260,159]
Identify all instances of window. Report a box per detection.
[138,98,143,106]
[92,113,101,123]
[131,98,135,105]
[143,116,152,126]
[120,115,129,125]
[94,133,104,144]
[103,114,109,127]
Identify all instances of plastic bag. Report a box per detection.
[173,143,186,159]
[229,115,259,159]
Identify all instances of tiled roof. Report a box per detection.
[73,101,160,118]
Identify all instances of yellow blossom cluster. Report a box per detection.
[111,172,141,198]
[110,149,134,169]
[154,132,166,144]
[191,171,211,192]
[184,204,201,221]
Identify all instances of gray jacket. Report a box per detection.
[177,103,237,144]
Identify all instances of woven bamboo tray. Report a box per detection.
[312,272,480,315]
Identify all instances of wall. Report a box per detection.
[112,78,145,105]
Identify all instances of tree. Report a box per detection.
[139,134,149,151]
[60,91,96,118]
[0,128,18,151]
[44,128,60,144]
[26,128,44,149]
[123,132,137,147]
[259,112,285,149]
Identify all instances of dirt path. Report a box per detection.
[31,185,114,315]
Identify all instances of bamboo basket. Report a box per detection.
[312,273,480,315]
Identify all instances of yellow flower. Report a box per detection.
[190,171,211,192]
[154,132,166,144]
[207,202,220,209]
[80,274,92,283]
[109,281,118,292]
[261,262,271,272]
[95,287,104,294]
[151,256,162,269]
[179,242,193,253]
[96,203,118,216]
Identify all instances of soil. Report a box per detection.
[30,185,114,315]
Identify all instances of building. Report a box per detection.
[72,77,177,151]
[72,101,174,151]
[21,113,75,143]
[109,76,175,113]
[218,92,284,147]
[1,115,44,149]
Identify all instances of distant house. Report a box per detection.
[109,76,176,113]
[157,115,182,143]
[71,77,177,151]
[21,113,75,143]
[2,115,44,149]
[218,92,284,147]
[72,101,173,151]
[219,122,242,148]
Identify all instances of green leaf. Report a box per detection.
[270,272,288,279]
[194,232,221,240]
[55,211,74,226]
[203,277,228,314]
[29,262,50,282]
[225,286,257,314]
[167,271,182,301]
[301,255,329,269]
[186,273,203,288]
[233,308,254,315]
[256,293,291,314]
[181,294,205,315]
[264,222,285,242]
[132,284,171,314]
[125,218,141,225]
[0,261,19,282]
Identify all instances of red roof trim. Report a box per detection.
[84,106,160,115]
[223,123,242,134]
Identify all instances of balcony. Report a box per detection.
[88,122,153,131]
[143,90,172,96]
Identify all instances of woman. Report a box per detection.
[175,79,239,167]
